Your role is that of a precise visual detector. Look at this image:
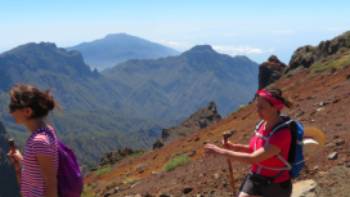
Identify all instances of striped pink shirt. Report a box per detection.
[21,127,58,197]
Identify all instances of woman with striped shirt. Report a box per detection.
[7,84,59,197]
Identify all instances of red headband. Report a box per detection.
[256,89,285,111]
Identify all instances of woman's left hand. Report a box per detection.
[204,143,226,155]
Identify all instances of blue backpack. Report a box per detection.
[288,121,305,178]
[254,117,305,178]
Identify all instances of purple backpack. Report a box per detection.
[57,140,83,197]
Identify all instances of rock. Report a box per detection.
[130,182,140,189]
[328,152,338,160]
[345,161,350,168]
[183,187,193,194]
[332,98,340,103]
[318,101,327,106]
[292,179,317,197]
[258,55,287,89]
[90,167,98,171]
[152,154,158,160]
[311,166,319,171]
[335,123,342,127]
[159,194,171,197]
[318,171,327,176]
[99,148,138,166]
[152,139,164,149]
[296,111,305,117]
[103,191,112,197]
[161,129,170,140]
[143,193,154,197]
[213,173,220,179]
[316,107,325,112]
[136,164,146,173]
[334,139,345,146]
[113,187,120,193]
[105,185,113,191]
[188,150,196,157]
[325,142,335,148]
[346,74,350,80]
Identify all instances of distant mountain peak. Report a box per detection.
[104,33,133,39]
[0,42,96,83]
[181,45,220,59]
[103,33,140,41]
[4,42,57,55]
[68,33,179,70]
[5,42,81,58]
[186,45,216,54]
[30,42,57,49]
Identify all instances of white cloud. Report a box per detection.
[157,40,191,51]
[212,45,274,56]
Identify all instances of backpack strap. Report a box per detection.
[254,119,293,174]
[254,120,268,152]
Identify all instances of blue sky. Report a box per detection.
[1,0,350,63]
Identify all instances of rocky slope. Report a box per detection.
[84,31,350,197]
[289,31,350,72]
[87,61,350,197]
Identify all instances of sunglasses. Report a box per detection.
[8,102,26,113]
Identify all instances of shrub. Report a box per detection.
[163,154,190,172]
[94,165,112,176]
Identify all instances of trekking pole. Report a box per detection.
[223,130,235,191]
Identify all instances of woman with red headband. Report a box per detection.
[205,88,293,197]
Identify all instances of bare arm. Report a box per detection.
[223,141,251,153]
[8,149,23,184]
[205,143,281,164]
[37,154,58,197]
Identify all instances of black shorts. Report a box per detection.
[239,173,292,197]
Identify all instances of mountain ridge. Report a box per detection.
[68,33,179,70]
[0,41,258,168]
